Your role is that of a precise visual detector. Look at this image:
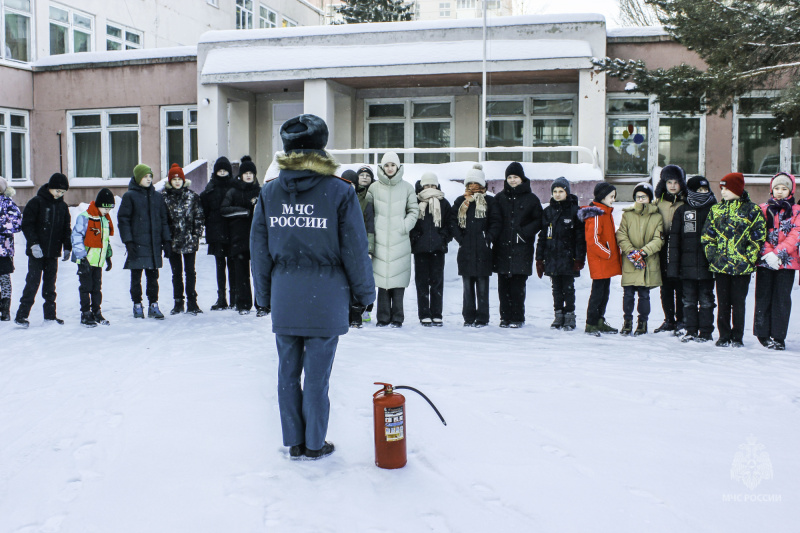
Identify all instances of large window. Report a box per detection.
[3,0,32,62]
[161,106,198,176]
[68,109,140,180]
[606,94,705,177]
[281,16,297,27]
[236,0,254,29]
[50,5,93,55]
[106,22,142,51]
[486,96,576,162]
[259,5,277,28]
[733,95,799,177]
[0,108,29,183]
[365,99,453,164]
[439,2,451,17]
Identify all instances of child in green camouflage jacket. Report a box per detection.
[701,173,766,348]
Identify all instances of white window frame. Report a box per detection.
[281,15,297,27]
[66,108,141,186]
[259,4,277,28]
[106,21,142,51]
[486,94,577,162]
[364,97,455,164]
[49,3,94,55]
[0,107,31,185]
[1,0,34,63]
[236,0,254,29]
[207,0,219,6]
[606,92,706,180]
[732,90,794,183]
[457,0,476,9]
[160,105,198,178]
[439,2,451,17]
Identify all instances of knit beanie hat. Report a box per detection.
[133,164,152,185]
[720,172,745,197]
[280,114,328,153]
[95,188,115,209]
[213,157,232,177]
[0,176,6,195]
[771,172,794,194]
[341,169,357,184]
[465,164,485,187]
[593,181,616,203]
[633,181,654,202]
[238,155,257,177]
[357,166,374,180]
[420,172,439,187]
[48,172,70,191]
[381,152,401,168]
[686,175,710,192]
[168,163,185,183]
[551,176,570,195]
[505,161,526,180]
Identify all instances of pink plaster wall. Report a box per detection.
[0,65,34,109]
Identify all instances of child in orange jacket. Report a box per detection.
[577,182,622,336]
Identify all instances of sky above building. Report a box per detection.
[514,0,626,28]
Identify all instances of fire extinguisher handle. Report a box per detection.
[394,386,447,426]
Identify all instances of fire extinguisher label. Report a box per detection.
[384,406,405,441]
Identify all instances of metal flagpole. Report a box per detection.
[480,0,487,161]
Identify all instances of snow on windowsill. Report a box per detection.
[67,178,131,188]
[32,46,197,69]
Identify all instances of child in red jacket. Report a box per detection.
[578,182,622,336]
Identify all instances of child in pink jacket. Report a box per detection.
[753,172,800,350]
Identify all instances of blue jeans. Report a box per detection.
[275,335,339,450]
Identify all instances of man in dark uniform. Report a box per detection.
[251,114,375,460]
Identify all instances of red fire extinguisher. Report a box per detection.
[373,382,447,469]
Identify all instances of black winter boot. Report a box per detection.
[256,305,269,317]
[562,312,576,331]
[653,320,675,333]
[633,318,647,336]
[210,296,228,311]
[148,302,165,320]
[80,311,98,328]
[304,441,335,460]
[550,311,564,329]
[0,297,10,321]
[171,299,184,315]
[620,319,633,336]
[93,310,110,325]
[186,299,202,315]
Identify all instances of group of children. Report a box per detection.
[0,155,797,349]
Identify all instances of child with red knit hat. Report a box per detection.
[701,172,766,348]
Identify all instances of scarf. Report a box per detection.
[458,183,487,229]
[418,188,445,227]
[686,191,715,209]
[84,201,114,249]
[765,196,795,231]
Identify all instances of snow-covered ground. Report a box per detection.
[1,204,798,532]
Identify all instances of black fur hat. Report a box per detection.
[238,155,257,177]
[655,164,688,198]
[280,114,329,153]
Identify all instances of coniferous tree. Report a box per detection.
[594,0,800,137]
[334,0,415,24]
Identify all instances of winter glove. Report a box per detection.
[77,260,91,276]
[763,251,781,270]
[573,260,584,272]
[105,258,112,271]
[535,260,544,279]
[30,244,43,259]
[62,249,71,262]
[627,250,646,270]
[125,242,137,260]
[163,242,172,258]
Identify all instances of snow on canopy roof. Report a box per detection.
[607,26,669,38]
[198,13,607,44]
[201,39,593,80]
[33,46,197,69]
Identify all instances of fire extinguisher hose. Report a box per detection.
[394,386,447,426]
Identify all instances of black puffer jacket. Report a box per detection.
[667,200,716,280]
[221,178,261,258]
[162,181,205,254]
[490,179,543,276]
[535,194,586,276]
[118,178,170,270]
[449,195,499,277]
[21,185,71,258]
[410,180,452,254]
[201,173,235,245]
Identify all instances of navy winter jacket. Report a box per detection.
[250,151,375,337]
[117,178,171,270]
[21,185,72,258]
